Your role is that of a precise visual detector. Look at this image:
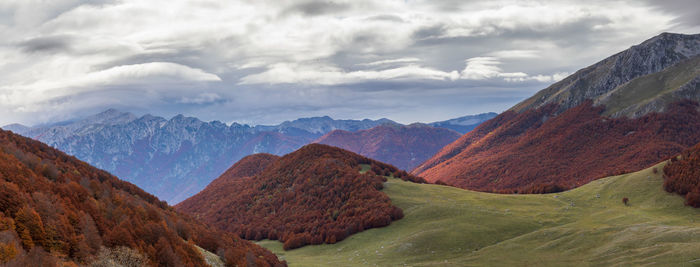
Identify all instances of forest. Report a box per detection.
[0,129,284,266]
[177,144,425,250]
[664,142,700,207]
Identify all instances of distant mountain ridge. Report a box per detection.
[414,32,700,193]
[428,112,497,133]
[3,111,396,204]
[3,110,489,204]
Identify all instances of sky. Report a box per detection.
[0,0,698,126]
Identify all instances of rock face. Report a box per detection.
[414,32,700,193]
[4,112,395,204]
[512,32,700,116]
[428,112,498,133]
[315,124,462,171]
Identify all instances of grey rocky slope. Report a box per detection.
[511,32,700,117]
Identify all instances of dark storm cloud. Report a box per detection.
[18,35,73,54]
[283,1,351,16]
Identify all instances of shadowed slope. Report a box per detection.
[315,124,461,171]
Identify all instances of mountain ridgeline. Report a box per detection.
[176,144,425,250]
[4,112,398,204]
[414,32,700,194]
[0,129,284,266]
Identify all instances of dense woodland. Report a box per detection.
[415,100,700,194]
[177,144,425,250]
[0,129,284,266]
[664,142,700,207]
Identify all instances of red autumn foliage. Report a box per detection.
[315,124,461,171]
[663,142,700,207]
[177,144,424,250]
[414,100,700,193]
[0,129,284,266]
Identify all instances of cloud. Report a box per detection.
[357,57,421,66]
[18,35,74,53]
[239,62,459,85]
[0,0,692,126]
[283,0,352,16]
[177,93,222,104]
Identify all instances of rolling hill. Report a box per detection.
[259,161,700,266]
[176,144,425,250]
[0,129,284,266]
[413,32,700,193]
[315,124,461,171]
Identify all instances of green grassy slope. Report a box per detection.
[259,162,700,266]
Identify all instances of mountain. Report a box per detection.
[315,124,462,171]
[413,32,700,193]
[428,112,498,134]
[176,144,425,250]
[0,129,283,266]
[253,116,398,135]
[3,111,394,204]
[663,142,700,207]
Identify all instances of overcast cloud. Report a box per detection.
[0,0,697,126]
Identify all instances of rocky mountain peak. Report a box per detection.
[511,32,699,116]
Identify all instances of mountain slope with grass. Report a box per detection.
[0,129,284,266]
[413,32,700,193]
[259,162,700,266]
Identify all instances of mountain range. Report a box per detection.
[413,32,700,193]
[3,110,492,203]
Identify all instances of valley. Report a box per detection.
[260,162,700,266]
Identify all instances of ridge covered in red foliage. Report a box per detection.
[0,129,284,266]
[176,144,425,250]
[664,142,700,207]
[413,101,700,193]
[315,124,461,171]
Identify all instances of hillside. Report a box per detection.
[176,144,425,250]
[413,32,700,193]
[663,142,700,207]
[0,129,284,266]
[4,110,394,204]
[259,162,700,266]
[315,124,461,171]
